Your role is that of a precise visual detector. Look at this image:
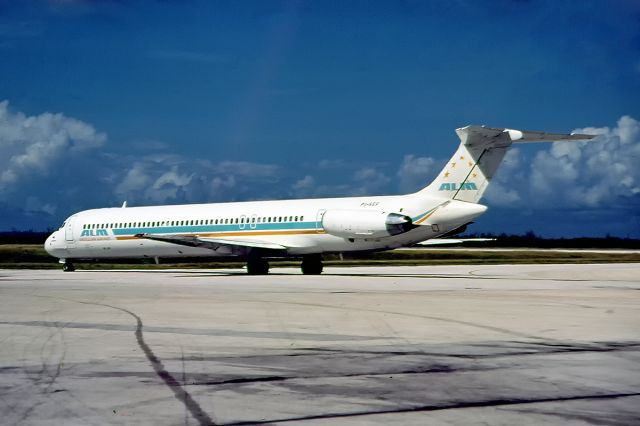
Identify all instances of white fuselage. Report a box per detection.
[43,123,592,267]
[44,193,486,261]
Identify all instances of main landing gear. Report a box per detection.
[301,255,323,275]
[246,258,270,275]
[245,255,324,275]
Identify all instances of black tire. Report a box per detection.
[62,262,75,272]
[301,256,323,275]
[247,258,269,275]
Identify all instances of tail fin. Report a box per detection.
[417,125,595,203]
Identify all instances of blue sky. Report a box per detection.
[1,0,639,237]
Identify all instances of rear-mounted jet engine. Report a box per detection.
[322,210,415,239]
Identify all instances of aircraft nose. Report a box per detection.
[44,232,63,258]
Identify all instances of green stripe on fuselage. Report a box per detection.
[111,220,318,236]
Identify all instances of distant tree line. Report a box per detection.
[0,231,52,244]
[458,231,640,249]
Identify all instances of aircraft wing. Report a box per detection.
[133,233,288,254]
[456,125,596,148]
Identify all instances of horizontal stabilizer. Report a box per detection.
[456,125,596,148]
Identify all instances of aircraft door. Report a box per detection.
[240,215,246,230]
[315,209,326,233]
[65,217,76,242]
[250,214,257,229]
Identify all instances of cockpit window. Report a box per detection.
[59,221,66,230]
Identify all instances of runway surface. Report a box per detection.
[1,264,639,425]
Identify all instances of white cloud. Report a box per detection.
[484,148,522,206]
[482,115,640,209]
[146,167,193,203]
[350,167,391,195]
[290,175,316,197]
[529,115,640,207]
[111,154,282,205]
[114,162,152,196]
[397,154,439,192]
[0,100,106,192]
[210,175,236,194]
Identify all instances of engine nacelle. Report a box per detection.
[322,209,414,239]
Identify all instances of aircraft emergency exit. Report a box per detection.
[45,125,595,274]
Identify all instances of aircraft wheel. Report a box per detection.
[301,256,323,275]
[62,262,75,272]
[247,258,269,275]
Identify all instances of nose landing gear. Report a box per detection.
[62,262,75,272]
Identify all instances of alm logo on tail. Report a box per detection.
[439,182,477,191]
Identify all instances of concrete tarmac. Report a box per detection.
[1,264,639,425]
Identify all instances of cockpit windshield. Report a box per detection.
[59,221,66,230]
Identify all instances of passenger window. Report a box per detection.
[295,216,298,221]
[251,217,255,223]
[301,216,304,221]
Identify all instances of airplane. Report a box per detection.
[44,125,595,274]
